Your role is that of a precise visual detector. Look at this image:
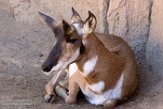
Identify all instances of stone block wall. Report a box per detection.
[0,0,163,77]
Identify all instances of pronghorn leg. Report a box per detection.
[65,81,79,104]
[44,77,56,103]
[55,77,69,100]
[103,99,118,108]
[44,70,66,103]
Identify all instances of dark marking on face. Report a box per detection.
[42,41,62,72]
[80,42,85,55]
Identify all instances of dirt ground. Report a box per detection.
[0,9,163,109]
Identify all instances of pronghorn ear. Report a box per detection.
[62,20,72,34]
[38,12,55,30]
[83,11,97,35]
[71,7,82,24]
[71,7,84,36]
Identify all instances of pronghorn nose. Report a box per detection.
[42,63,53,72]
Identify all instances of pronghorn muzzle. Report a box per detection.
[42,41,62,72]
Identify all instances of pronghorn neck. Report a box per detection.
[82,33,110,57]
[76,33,111,75]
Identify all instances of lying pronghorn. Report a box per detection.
[39,8,137,108]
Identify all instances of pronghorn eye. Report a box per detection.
[66,38,77,44]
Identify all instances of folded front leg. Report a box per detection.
[65,81,79,104]
[44,81,56,103]
[55,77,69,100]
[44,70,66,103]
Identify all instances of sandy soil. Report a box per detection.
[0,9,163,109]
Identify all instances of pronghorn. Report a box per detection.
[39,8,137,108]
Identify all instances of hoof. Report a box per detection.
[44,94,56,103]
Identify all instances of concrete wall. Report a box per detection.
[1,0,163,77]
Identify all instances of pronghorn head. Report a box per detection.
[39,10,96,75]
[39,12,82,75]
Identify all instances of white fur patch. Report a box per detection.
[81,25,89,36]
[72,23,82,35]
[72,23,89,37]
[88,81,105,93]
[82,56,98,77]
[107,73,124,99]
[68,63,78,77]
[81,74,124,105]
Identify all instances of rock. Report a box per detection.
[8,0,110,33]
[107,0,152,67]
[146,0,163,76]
